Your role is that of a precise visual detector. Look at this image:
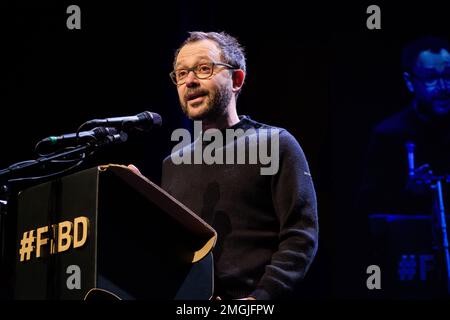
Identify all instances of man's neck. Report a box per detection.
[202,107,240,131]
[412,100,432,123]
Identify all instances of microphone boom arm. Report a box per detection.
[0,130,127,183]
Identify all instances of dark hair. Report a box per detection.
[401,36,450,72]
[173,31,246,74]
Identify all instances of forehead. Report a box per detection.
[176,39,222,67]
[415,49,450,71]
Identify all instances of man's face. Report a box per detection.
[408,49,450,117]
[174,39,233,121]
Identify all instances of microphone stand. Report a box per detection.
[0,131,127,182]
[428,174,450,296]
[407,143,450,295]
[0,130,128,280]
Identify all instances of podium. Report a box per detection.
[368,213,449,298]
[12,164,216,300]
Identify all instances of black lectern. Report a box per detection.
[13,164,216,300]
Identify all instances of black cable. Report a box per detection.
[7,153,86,183]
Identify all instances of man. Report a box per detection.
[360,36,450,215]
[161,31,318,300]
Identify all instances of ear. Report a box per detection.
[403,72,415,93]
[231,69,245,94]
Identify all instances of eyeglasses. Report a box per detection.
[412,72,450,87]
[170,62,237,85]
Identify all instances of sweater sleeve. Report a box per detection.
[251,130,319,299]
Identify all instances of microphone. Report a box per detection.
[82,111,162,132]
[405,141,415,178]
[38,127,118,148]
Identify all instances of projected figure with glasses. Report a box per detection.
[359,36,450,296]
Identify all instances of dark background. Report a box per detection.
[2,0,449,299]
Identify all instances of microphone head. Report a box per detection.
[83,111,163,131]
[148,112,162,128]
[405,141,415,152]
[132,111,162,131]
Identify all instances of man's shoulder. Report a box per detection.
[241,115,288,135]
[373,108,415,136]
[242,117,306,160]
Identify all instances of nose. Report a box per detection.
[185,70,199,87]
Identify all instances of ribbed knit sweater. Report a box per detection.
[161,116,318,299]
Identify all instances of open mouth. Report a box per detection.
[186,91,208,102]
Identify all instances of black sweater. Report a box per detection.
[161,116,318,299]
[359,106,450,214]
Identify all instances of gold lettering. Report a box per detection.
[58,221,73,253]
[73,216,89,248]
[36,226,49,258]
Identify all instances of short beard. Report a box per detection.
[182,83,233,122]
[416,99,450,124]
